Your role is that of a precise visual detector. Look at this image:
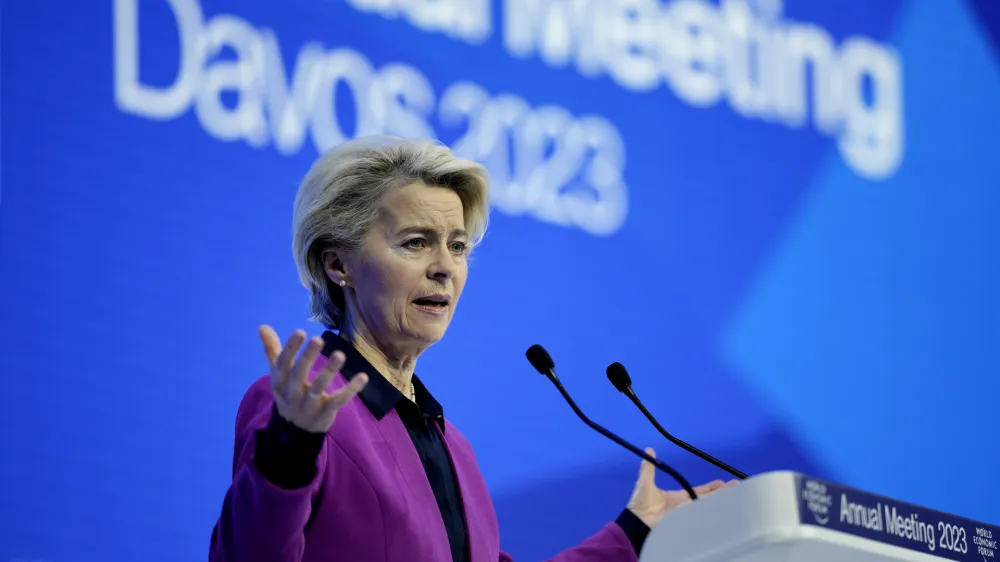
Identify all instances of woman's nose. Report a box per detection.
[427,248,457,281]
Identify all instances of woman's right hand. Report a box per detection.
[259,325,369,434]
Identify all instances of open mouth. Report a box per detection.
[413,297,449,308]
[412,295,450,313]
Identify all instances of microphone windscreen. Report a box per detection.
[606,362,632,392]
[525,344,555,374]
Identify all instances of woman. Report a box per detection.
[208,136,729,562]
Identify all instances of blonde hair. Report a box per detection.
[292,135,490,329]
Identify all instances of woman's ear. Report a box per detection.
[322,248,349,288]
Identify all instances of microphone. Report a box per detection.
[606,362,748,480]
[525,345,698,501]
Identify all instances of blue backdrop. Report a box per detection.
[1,0,998,560]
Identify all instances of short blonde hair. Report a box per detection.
[292,135,490,329]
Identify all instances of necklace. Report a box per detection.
[409,383,416,402]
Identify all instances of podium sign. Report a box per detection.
[797,475,998,562]
[640,471,998,562]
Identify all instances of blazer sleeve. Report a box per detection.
[498,510,648,562]
[209,377,328,562]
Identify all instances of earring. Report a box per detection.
[339,280,347,287]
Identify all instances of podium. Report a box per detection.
[640,471,998,561]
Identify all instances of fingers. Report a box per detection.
[260,325,287,393]
[639,447,657,487]
[634,446,737,499]
[309,350,345,397]
[290,336,324,391]
[695,480,726,495]
[685,479,735,500]
[268,329,306,390]
[328,372,369,410]
[259,326,365,434]
[308,372,367,432]
[258,325,282,368]
[276,330,306,374]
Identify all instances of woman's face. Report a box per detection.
[335,181,470,355]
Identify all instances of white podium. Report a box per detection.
[640,471,997,562]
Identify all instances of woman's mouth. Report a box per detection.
[412,296,450,316]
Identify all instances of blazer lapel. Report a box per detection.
[439,422,497,562]
[372,410,454,561]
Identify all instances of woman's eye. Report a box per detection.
[450,242,468,254]
[404,238,426,249]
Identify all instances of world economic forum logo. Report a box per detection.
[801,478,833,525]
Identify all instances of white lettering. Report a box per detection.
[194,15,267,144]
[603,0,662,92]
[113,0,204,120]
[975,529,996,558]
[112,0,630,237]
[836,37,903,180]
[373,63,437,140]
[884,505,937,552]
[667,0,724,107]
[839,494,882,531]
[504,0,605,75]
[309,49,381,153]
[502,0,905,180]
[346,0,491,44]
[259,33,326,155]
[779,22,840,132]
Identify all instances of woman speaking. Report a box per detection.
[208,136,728,561]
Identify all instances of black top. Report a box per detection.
[252,331,650,560]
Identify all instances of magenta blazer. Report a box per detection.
[209,352,641,562]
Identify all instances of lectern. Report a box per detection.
[640,471,997,561]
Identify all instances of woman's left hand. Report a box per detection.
[626,447,738,528]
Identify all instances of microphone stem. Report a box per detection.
[551,378,699,501]
[628,389,748,480]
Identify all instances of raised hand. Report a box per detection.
[626,447,738,528]
[259,325,369,434]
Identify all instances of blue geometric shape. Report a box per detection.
[967,0,1000,62]
[724,0,1000,525]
